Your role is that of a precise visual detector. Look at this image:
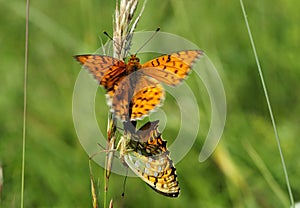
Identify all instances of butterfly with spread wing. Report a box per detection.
[74,50,203,121]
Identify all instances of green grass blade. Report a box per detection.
[239,0,295,206]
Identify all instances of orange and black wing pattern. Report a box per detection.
[74,55,127,96]
[123,121,180,197]
[140,50,203,86]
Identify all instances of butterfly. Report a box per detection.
[74,50,203,121]
[119,120,180,197]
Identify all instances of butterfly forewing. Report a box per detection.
[74,55,127,94]
[141,50,203,86]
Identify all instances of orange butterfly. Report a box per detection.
[121,120,180,197]
[74,50,203,121]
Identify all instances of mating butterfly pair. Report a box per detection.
[75,49,202,197]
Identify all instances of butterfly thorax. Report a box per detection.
[126,55,142,73]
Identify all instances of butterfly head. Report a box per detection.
[128,54,140,63]
[127,55,141,71]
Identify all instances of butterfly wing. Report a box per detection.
[74,55,127,96]
[124,151,179,197]
[112,74,165,121]
[140,50,203,86]
[130,77,165,121]
[124,121,180,197]
[133,120,159,142]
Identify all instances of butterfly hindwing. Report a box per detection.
[130,77,165,121]
[111,75,165,121]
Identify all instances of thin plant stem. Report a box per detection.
[103,136,108,208]
[243,140,289,206]
[21,0,30,207]
[103,166,107,208]
[0,166,3,202]
[89,160,99,208]
[94,1,142,206]
[88,142,118,208]
[104,114,116,208]
[104,115,110,208]
[239,0,294,206]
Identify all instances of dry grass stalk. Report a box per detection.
[106,0,145,183]
[100,0,146,207]
[105,0,145,181]
[109,199,114,208]
[113,0,146,59]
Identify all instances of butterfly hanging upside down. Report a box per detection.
[74,50,203,121]
[119,120,180,197]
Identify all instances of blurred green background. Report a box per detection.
[1,0,300,207]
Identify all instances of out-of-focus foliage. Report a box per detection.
[0,0,299,207]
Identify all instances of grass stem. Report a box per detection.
[239,0,294,206]
[21,0,30,207]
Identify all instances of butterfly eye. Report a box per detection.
[136,57,140,62]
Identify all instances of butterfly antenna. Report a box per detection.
[103,31,114,41]
[103,31,131,56]
[134,27,160,55]
[96,142,106,150]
